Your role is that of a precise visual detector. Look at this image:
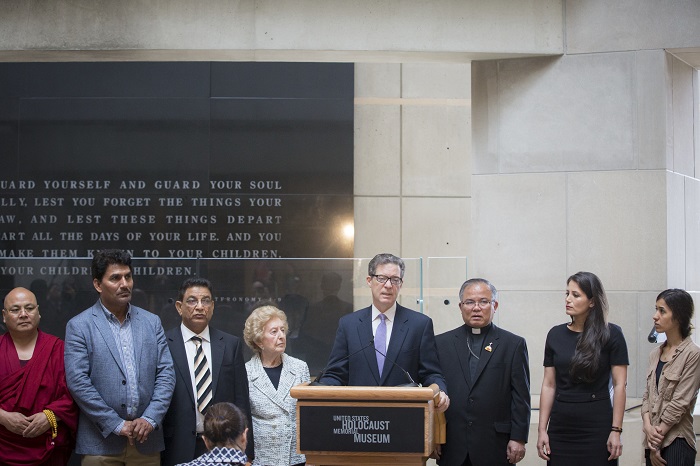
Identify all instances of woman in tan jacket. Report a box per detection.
[642,289,700,466]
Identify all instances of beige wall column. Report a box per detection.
[353,63,473,328]
[470,49,697,399]
[470,46,700,466]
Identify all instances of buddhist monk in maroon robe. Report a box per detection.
[0,287,78,465]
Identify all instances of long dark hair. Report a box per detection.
[568,271,610,383]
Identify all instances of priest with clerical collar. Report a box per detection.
[435,278,531,466]
[466,319,494,380]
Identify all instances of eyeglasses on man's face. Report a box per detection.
[371,275,403,286]
[459,299,494,309]
[184,297,213,308]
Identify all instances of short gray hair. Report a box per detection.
[459,278,498,302]
[368,253,405,278]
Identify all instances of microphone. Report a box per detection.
[310,338,376,386]
[373,346,420,387]
[648,325,658,343]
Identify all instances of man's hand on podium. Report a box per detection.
[435,390,450,413]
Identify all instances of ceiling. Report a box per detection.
[668,47,700,70]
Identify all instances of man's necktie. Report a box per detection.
[375,313,387,377]
[191,336,212,413]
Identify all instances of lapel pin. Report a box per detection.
[485,343,493,352]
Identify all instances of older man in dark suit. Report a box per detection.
[436,278,530,466]
[161,277,253,466]
[319,253,449,412]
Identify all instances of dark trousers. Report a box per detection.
[195,435,208,457]
[645,437,696,466]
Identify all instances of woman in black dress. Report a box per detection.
[537,271,629,465]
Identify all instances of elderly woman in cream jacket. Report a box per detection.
[244,305,310,466]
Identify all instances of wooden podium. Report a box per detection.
[290,383,441,466]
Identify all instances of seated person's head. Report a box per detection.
[202,402,248,451]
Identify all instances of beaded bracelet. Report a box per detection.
[611,426,623,433]
[43,409,58,439]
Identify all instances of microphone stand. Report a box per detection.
[310,339,375,386]
[373,346,420,387]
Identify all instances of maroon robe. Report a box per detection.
[0,330,78,465]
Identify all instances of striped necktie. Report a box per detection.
[191,336,212,413]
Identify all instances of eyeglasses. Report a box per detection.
[184,297,213,308]
[5,304,38,315]
[371,275,403,286]
[459,299,494,309]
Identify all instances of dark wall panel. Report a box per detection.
[0,61,354,308]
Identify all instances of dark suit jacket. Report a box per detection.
[319,304,447,391]
[436,324,530,466]
[161,326,253,466]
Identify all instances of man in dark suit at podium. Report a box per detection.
[319,253,450,412]
[436,278,530,466]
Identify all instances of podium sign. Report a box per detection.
[298,403,426,453]
[291,384,438,466]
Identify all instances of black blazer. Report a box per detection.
[436,324,530,466]
[319,304,447,391]
[161,326,253,465]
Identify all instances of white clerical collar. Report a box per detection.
[468,322,493,335]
